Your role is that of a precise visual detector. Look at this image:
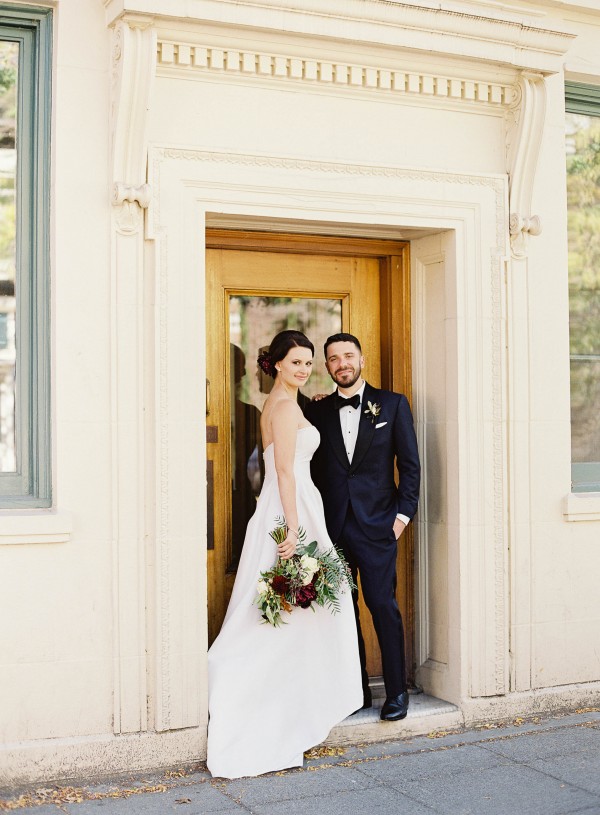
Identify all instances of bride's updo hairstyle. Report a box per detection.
[257,330,314,378]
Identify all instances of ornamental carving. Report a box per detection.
[156,40,514,110]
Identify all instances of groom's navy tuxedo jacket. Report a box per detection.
[305,383,421,543]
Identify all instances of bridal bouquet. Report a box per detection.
[255,517,355,627]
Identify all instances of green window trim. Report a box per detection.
[0,6,51,508]
[565,80,600,116]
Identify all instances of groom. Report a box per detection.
[305,333,420,721]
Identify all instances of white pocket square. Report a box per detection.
[375,422,387,429]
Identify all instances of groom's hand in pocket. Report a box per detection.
[393,518,406,540]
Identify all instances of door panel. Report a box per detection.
[206,236,412,682]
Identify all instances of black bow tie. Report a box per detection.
[333,393,361,410]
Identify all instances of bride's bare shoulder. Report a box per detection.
[266,396,301,424]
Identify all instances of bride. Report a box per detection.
[207,330,362,779]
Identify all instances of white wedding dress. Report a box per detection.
[207,425,362,779]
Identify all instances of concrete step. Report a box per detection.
[325,692,463,747]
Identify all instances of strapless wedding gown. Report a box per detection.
[207,425,362,779]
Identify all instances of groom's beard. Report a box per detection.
[330,367,362,389]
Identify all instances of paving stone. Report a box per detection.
[222,765,377,807]
[528,749,600,795]
[61,784,241,814]
[479,725,600,762]
[251,785,435,815]
[353,744,505,783]
[397,763,599,815]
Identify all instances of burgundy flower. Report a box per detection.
[295,583,317,609]
[271,575,290,595]
[257,351,276,377]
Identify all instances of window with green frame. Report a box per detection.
[0,6,51,507]
[565,82,600,493]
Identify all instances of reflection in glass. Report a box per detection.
[228,295,342,569]
[566,111,600,488]
[0,41,18,472]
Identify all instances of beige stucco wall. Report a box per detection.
[1,0,114,746]
[1,0,599,785]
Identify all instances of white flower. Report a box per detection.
[364,401,381,424]
[300,555,319,585]
[256,580,270,596]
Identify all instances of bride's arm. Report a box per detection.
[271,401,300,560]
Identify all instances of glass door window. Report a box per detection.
[228,295,342,569]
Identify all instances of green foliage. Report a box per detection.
[256,517,355,626]
[0,197,16,268]
[0,42,18,133]
[0,65,16,92]
[567,112,600,464]
[566,114,600,356]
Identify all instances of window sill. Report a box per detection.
[0,510,73,544]
[563,492,600,522]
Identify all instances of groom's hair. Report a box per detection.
[323,333,362,358]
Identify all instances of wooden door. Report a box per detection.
[205,231,413,683]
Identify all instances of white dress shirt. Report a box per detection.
[336,382,410,531]
[337,382,366,463]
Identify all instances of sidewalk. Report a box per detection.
[2,708,600,815]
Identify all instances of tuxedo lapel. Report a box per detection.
[323,395,351,471]
[349,382,378,473]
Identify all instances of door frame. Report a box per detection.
[205,228,415,680]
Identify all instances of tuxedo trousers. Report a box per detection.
[338,504,407,699]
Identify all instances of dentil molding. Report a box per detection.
[156,40,515,109]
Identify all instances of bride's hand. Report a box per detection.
[277,535,297,560]
[311,393,328,401]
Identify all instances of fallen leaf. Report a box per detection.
[304,746,346,758]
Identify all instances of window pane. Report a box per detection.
[0,40,17,473]
[228,295,342,570]
[566,111,600,489]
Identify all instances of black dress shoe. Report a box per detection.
[380,690,409,721]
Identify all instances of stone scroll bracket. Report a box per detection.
[110,17,156,210]
[505,73,547,259]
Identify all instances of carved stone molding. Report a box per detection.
[505,73,547,258]
[110,18,156,211]
[113,182,152,209]
[149,145,509,701]
[109,16,157,737]
[151,147,507,193]
[157,40,515,109]
[106,0,575,74]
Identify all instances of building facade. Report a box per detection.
[1,0,599,784]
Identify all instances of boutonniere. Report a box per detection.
[364,401,381,424]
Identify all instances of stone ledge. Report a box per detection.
[0,510,73,545]
[563,492,600,522]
